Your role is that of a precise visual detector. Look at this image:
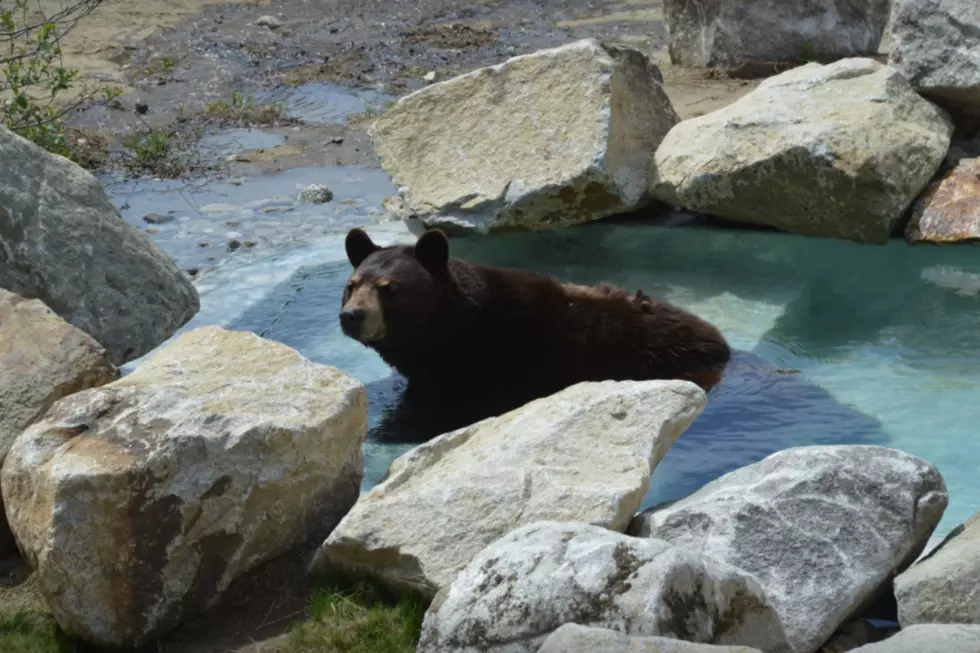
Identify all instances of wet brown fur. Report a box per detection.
[340,228,732,409]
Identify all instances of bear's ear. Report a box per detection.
[414,229,450,276]
[346,228,380,268]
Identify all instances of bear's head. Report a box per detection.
[339,227,452,348]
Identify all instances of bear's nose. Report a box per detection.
[339,308,366,336]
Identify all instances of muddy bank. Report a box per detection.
[62,0,760,168]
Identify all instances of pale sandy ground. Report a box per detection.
[18,0,267,96]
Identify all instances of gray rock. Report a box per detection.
[895,510,980,626]
[629,445,948,653]
[538,624,766,653]
[888,0,980,131]
[649,58,953,244]
[297,183,334,204]
[142,213,175,224]
[416,522,792,653]
[664,0,890,68]
[1,326,366,648]
[850,624,980,653]
[256,14,281,29]
[371,38,679,233]
[0,125,199,365]
[311,380,706,598]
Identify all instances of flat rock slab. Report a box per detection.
[539,624,766,653]
[310,380,706,597]
[650,58,953,244]
[371,38,679,233]
[905,157,980,245]
[664,0,890,68]
[0,124,199,365]
[417,521,791,653]
[629,445,948,653]
[895,510,980,625]
[850,624,980,653]
[0,289,118,552]
[1,326,366,648]
[888,0,980,131]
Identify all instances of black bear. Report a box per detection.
[340,227,731,420]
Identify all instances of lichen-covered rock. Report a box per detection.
[906,157,980,245]
[310,380,705,597]
[416,522,791,653]
[649,58,953,244]
[664,0,891,68]
[888,0,980,131]
[0,289,118,553]
[0,326,366,648]
[629,445,947,653]
[371,38,679,233]
[538,623,766,653]
[895,510,980,626]
[850,625,980,653]
[0,124,199,365]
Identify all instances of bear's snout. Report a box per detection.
[340,308,367,338]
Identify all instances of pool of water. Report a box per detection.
[130,211,980,540]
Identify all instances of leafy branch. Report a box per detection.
[1,0,122,160]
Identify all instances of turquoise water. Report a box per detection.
[145,217,980,540]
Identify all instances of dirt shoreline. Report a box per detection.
[43,0,763,174]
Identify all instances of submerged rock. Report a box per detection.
[905,157,980,245]
[629,445,947,653]
[297,183,334,204]
[888,0,980,132]
[895,510,980,626]
[0,326,366,648]
[0,125,200,365]
[649,58,953,244]
[538,623,766,653]
[310,380,706,597]
[849,624,980,652]
[416,521,791,653]
[664,0,890,68]
[371,38,679,233]
[0,289,118,553]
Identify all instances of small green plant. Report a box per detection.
[283,581,427,653]
[123,126,186,177]
[201,91,283,125]
[800,42,819,62]
[1,0,122,163]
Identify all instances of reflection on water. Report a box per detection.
[150,217,980,539]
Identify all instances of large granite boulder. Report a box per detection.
[0,289,118,553]
[538,624,766,653]
[417,521,791,653]
[310,380,706,597]
[850,625,980,653]
[629,445,947,653]
[0,326,366,648]
[888,0,980,132]
[664,0,891,68]
[0,125,199,365]
[894,510,980,625]
[371,38,679,233]
[905,157,980,245]
[649,58,953,244]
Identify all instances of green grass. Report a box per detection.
[0,612,79,653]
[0,572,428,653]
[283,583,427,653]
